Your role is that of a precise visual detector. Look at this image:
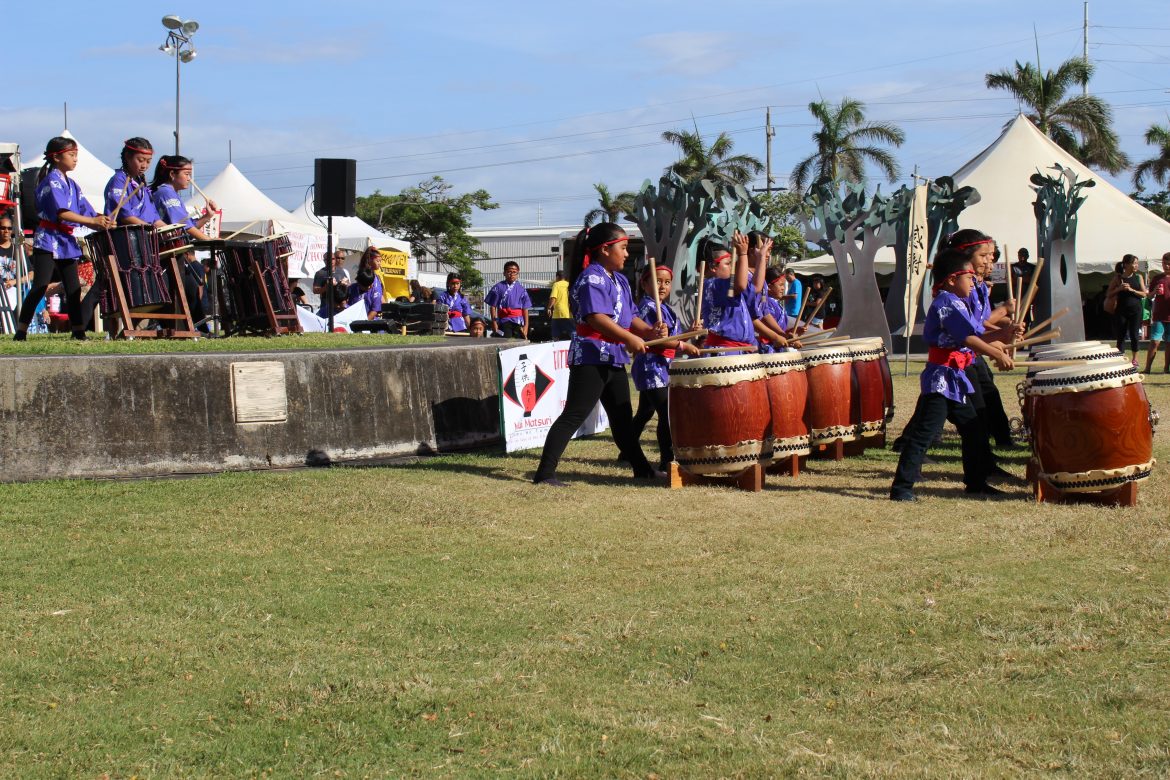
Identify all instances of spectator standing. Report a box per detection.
[806,274,828,327]
[313,250,350,318]
[1106,254,1147,365]
[782,267,803,320]
[1144,252,1170,374]
[548,270,573,340]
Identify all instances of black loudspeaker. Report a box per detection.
[313,158,356,217]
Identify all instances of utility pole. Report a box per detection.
[765,107,776,195]
[1083,1,1089,96]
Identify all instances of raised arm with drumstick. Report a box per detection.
[12,137,115,342]
[532,223,667,487]
[150,155,218,243]
[696,233,758,354]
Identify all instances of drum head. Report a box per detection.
[669,353,765,387]
[1027,358,1141,396]
[801,345,852,366]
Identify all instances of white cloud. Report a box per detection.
[636,32,744,78]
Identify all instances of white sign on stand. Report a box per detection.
[498,341,609,452]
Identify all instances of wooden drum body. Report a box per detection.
[759,350,810,458]
[669,354,771,476]
[1027,360,1155,493]
[1018,343,1123,431]
[86,225,171,312]
[844,338,888,439]
[802,346,855,445]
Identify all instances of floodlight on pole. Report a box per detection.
[159,16,200,155]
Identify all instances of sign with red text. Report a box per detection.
[498,340,609,452]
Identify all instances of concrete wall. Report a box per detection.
[0,343,503,482]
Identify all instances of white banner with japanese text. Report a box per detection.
[498,340,609,452]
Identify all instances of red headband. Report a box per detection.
[953,238,993,251]
[931,268,975,295]
[711,252,732,264]
[582,235,627,269]
[123,141,153,156]
[161,160,193,172]
[641,264,673,281]
[48,144,78,158]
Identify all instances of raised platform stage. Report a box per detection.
[0,342,503,482]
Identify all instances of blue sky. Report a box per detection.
[6,1,1168,228]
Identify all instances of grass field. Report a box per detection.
[2,366,1168,777]
[0,332,444,356]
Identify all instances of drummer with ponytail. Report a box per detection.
[12,137,115,341]
[104,137,163,226]
[533,223,668,487]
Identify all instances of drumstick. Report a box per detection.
[796,327,836,341]
[1016,256,1045,324]
[694,261,706,330]
[804,334,852,345]
[803,285,833,327]
[1003,329,1060,350]
[158,244,193,258]
[224,221,260,240]
[649,256,663,329]
[640,329,706,350]
[191,180,213,208]
[697,345,758,354]
[1023,307,1069,339]
[444,331,471,337]
[788,289,810,334]
[108,180,140,221]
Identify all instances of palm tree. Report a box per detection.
[985,57,1129,174]
[1133,124,1170,190]
[789,98,905,194]
[583,183,636,227]
[661,129,764,187]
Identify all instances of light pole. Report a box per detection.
[159,15,199,156]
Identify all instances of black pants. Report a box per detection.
[498,321,525,339]
[1115,301,1142,354]
[18,250,83,331]
[967,360,1014,445]
[182,261,205,325]
[631,387,672,468]
[534,364,653,482]
[891,393,993,498]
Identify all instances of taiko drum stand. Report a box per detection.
[99,247,198,339]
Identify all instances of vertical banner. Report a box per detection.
[903,183,929,338]
[498,341,609,452]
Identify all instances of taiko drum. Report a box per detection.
[759,350,810,458]
[1018,343,1123,431]
[668,354,771,476]
[801,345,855,445]
[843,338,890,440]
[1026,359,1155,493]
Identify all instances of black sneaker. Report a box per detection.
[70,331,88,341]
[12,331,26,342]
[889,491,917,502]
[534,477,569,488]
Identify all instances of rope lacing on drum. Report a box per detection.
[670,363,764,377]
[1029,366,1137,388]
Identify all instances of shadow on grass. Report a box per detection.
[370,450,669,489]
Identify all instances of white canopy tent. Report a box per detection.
[952,114,1170,272]
[197,163,329,278]
[22,129,116,208]
[289,197,416,280]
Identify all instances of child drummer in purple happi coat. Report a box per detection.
[485,261,532,338]
[12,137,115,341]
[435,272,473,332]
[105,138,163,226]
[889,247,1014,502]
[700,232,787,355]
[630,263,700,470]
[533,223,668,487]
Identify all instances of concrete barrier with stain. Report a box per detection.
[0,342,503,482]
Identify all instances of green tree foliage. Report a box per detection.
[1133,124,1170,190]
[985,57,1129,175]
[583,183,637,227]
[661,128,764,187]
[1131,189,1170,222]
[790,98,905,195]
[754,191,813,258]
[355,176,498,290]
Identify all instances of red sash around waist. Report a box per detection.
[650,346,677,359]
[497,306,524,318]
[39,219,75,235]
[576,323,624,344]
[927,346,974,370]
[704,331,753,349]
[449,309,463,318]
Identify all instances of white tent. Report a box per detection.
[290,197,413,256]
[22,129,116,208]
[198,163,329,278]
[952,114,1170,272]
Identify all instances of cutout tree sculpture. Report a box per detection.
[632,174,773,324]
[882,176,981,343]
[1031,164,1094,342]
[796,182,896,349]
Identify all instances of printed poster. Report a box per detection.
[498,340,609,452]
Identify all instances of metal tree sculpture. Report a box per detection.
[1032,164,1094,342]
[882,177,982,339]
[796,182,896,349]
[633,175,772,324]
